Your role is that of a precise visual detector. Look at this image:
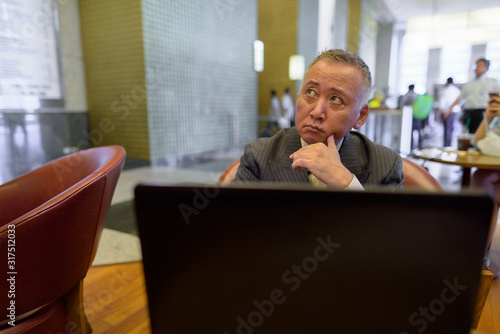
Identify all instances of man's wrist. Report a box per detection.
[345,174,364,191]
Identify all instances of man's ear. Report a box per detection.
[353,104,369,130]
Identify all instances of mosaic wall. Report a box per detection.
[142,0,258,162]
[296,0,319,95]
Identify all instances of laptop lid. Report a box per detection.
[134,184,493,334]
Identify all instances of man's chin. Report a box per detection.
[300,133,327,145]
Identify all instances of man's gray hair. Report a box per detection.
[305,49,373,106]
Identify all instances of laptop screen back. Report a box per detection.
[134,184,493,334]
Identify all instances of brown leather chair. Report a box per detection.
[217,159,241,185]
[401,157,443,191]
[0,145,126,333]
[217,157,444,190]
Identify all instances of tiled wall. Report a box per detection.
[358,0,378,81]
[142,0,258,162]
[296,0,319,95]
[333,0,348,51]
[258,0,298,131]
[79,0,257,162]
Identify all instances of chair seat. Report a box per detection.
[0,299,67,334]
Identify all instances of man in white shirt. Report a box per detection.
[261,90,283,137]
[448,58,500,133]
[282,88,295,127]
[438,77,461,147]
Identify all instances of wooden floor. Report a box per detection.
[84,227,500,334]
[83,261,150,333]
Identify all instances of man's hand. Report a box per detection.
[486,96,500,123]
[442,110,451,119]
[289,134,354,188]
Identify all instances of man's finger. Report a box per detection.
[326,134,335,149]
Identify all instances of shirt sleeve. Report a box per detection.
[345,174,364,191]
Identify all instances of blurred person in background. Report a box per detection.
[472,94,500,277]
[447,58,500,133]
[261,89,283,137]
[282,87,295,127]
[438,77,461,147]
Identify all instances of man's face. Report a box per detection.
[475,60,488,77]
[295,60,369,145]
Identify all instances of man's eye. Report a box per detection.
[331,96,342,104]
[306,89,316,97]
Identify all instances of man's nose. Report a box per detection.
[310,99,327,119]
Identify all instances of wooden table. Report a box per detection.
[412,148,500,186]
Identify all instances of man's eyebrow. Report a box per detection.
[304,80,319,86]
[303,80,348,98]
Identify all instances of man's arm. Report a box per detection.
[383,154,404,189]
[447,95,462,115]
[232,144,261,183]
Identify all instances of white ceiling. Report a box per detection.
[379,0,500,22]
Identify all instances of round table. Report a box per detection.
[412,148,500,187]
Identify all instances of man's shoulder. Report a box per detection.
[482,75,499,81]
[343,131,403,187]
[484,76,500,86]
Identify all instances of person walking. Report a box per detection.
[447,58,500,133]
[438,77,461,147]
[282,88,295,127]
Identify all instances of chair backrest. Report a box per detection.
[217,159,241,185]
[0,145,126,323]
[401,157,443,191]
[217,158,443,191]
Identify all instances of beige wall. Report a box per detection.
[347,0,361,54]
[258,0,298,132]
[79,0,150,160]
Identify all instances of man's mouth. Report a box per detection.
[304,125,322,132]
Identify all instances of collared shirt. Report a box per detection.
[281,93,295,119]
[300,137,364,190]
[459,75,500,110]
[270,96,282,120]
[438,84,461,113]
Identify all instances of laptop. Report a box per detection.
[134,183,494,333]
